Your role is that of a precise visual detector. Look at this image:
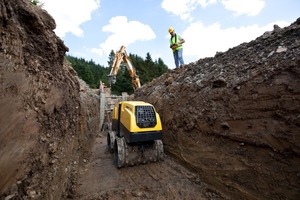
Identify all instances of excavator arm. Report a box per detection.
[108,46,141,90]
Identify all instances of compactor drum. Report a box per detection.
[106,101,164,168]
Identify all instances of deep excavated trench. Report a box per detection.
[1,1,300,200]
[76,132,227,200]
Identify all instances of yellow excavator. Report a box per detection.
[108,45,141,90]
[100,46,164,168]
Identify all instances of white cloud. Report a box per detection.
[161,0,265,20]
[221,0,265,16]
[198,0,218,7]
[161,0,217,21]
[43,0,100,38]
[91,16,156,57]
[182,20,289,59]
[161,0,195,21]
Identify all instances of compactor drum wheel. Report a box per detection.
[113,137,164,168]
[154,140,164,161]
[114,137,126,168]
[107,131,116,153]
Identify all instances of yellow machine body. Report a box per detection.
[112,101,163,143]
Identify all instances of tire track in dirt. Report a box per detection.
[76,132,228,200]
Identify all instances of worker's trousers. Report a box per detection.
[173,48,184,68]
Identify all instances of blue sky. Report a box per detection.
[42,0,300,69]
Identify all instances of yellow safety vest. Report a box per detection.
[170,34,183,52]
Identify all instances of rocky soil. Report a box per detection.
[1,0,300,200]
[135,18,300,200]
[0,0,99,199]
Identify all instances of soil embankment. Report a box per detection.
[135,19,300,199]
[0,1,99,199]
[1,0,300,199]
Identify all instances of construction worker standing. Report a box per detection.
[169,27,185,68]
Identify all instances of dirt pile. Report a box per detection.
[1,0,300,199]
[135,19,300,199]
[0,0,99,199]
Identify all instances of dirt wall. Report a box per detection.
[135,19,300,200]
[1,0,300,199]
[0,0,99,199]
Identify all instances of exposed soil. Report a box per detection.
[134,19,300,200]
[1,0,300,200]
[76,132,227,200]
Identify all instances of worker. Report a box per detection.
[168,27,185,69]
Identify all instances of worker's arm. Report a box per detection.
[178,35,185,44]
[170,38,185,50]
[179,38,185,44]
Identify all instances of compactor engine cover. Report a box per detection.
[108,101,164,168]
[112,101,163,144]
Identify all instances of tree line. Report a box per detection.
[66,50,168,95]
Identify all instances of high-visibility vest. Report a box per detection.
[170,34,183,51]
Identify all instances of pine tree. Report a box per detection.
[66,50,168,94]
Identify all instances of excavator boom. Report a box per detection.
[108,46,141,90]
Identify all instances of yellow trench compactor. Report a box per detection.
[106,101,164,168]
